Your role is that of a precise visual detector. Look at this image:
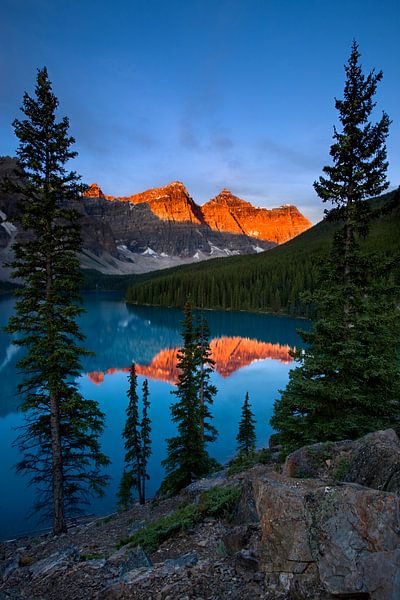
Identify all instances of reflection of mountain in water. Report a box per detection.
[79,294,307,374]
[0,293,307,416]
[87,336,294,385]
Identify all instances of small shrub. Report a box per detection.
[117,503,201,552]
[333,457,350,482]
[19,555,37,567]
[116,485,241,552]
[80,553,104,562]
[227,448,271,476]
[199,486,241,520]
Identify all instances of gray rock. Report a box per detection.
[233,480,260,524]
[126,520,145,537]
[222,525,251,555]
[253,472,400,600]
[121,566,152,584]
[0,555,19,581]
[163,551,198,571]
[283,429,400,493]
[29,545,80,579]
[234,549,259,573]
[108,545,152,581]
[345,429,400,492]
[119,547,152,575]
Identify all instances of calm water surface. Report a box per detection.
[0,292,308,539]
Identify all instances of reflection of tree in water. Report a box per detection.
[1,293,307,416]
[87,337,295,386]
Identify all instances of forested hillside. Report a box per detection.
[125,190,400,317]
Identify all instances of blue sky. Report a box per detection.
[1,0,399,222]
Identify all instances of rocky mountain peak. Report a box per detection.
[82,177,311,243]
[84,183,105,198]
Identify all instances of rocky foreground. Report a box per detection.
[1,429,399,600]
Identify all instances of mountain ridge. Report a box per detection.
[83,181,311,244]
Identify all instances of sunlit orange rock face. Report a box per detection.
[84,183,114,200]
[86,337,294,386]
[201,189,311,244]
[84,181,203,224]
[83,183,311,244]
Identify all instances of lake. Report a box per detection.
[0,292,308,539]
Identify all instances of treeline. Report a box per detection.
[125,190,399,317]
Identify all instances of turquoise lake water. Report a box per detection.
[0,292,308,539]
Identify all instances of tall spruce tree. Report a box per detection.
[194,312,218,443]
[236,392,256,456]
[271,42,400,451]
[119,363,143,506]
[139,378,151,503]
[6,67,109,534]
[161,302,217,495]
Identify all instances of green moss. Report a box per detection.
[116,485,241,552]
[80,553,104,561]
[227,448,271,476]
[333,457,351,482]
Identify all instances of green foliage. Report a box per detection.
[333,458,351,482]
[161,302,218,496]
[118,365,152,506]
[198,485,241,519]
[125,190,399,317]
[271,43,400,452]
[236,392,256,456]
[117,485,240,552]
[80,553,104,561]
[306,442,333,461]
[6,67,109,534]
[195,312,218,443]
[227,448,271,476]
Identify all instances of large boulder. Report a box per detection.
[283,429,400,493]
[253,472,400,599]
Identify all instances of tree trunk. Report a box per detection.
[50,392,67,534]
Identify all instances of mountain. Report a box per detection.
[201,189,309,243]
[0,156,311,280]
[125,188,400,317]
[84,181,311,244]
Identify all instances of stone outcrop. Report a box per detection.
[253,471,400,599]
[1,430,399,600]
[282,428,400,493]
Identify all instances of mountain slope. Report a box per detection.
[125,189,400,317]
[0,157,310,280]
[84,181,311,244]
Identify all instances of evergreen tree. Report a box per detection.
[236,392,256,455]
[271,42,400,451]
[119,363,142,505]
[161,302,216,495]
[139,378,151,503]
[6,67,109,534]
[194,312,218,443]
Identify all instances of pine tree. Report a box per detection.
[194,312,218,443]
[271,42,400,451]
[161,302,216,495]
[236,392,256,456]
[139,378,151,503]
[6,67,109,534]
[119,363,142,506]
